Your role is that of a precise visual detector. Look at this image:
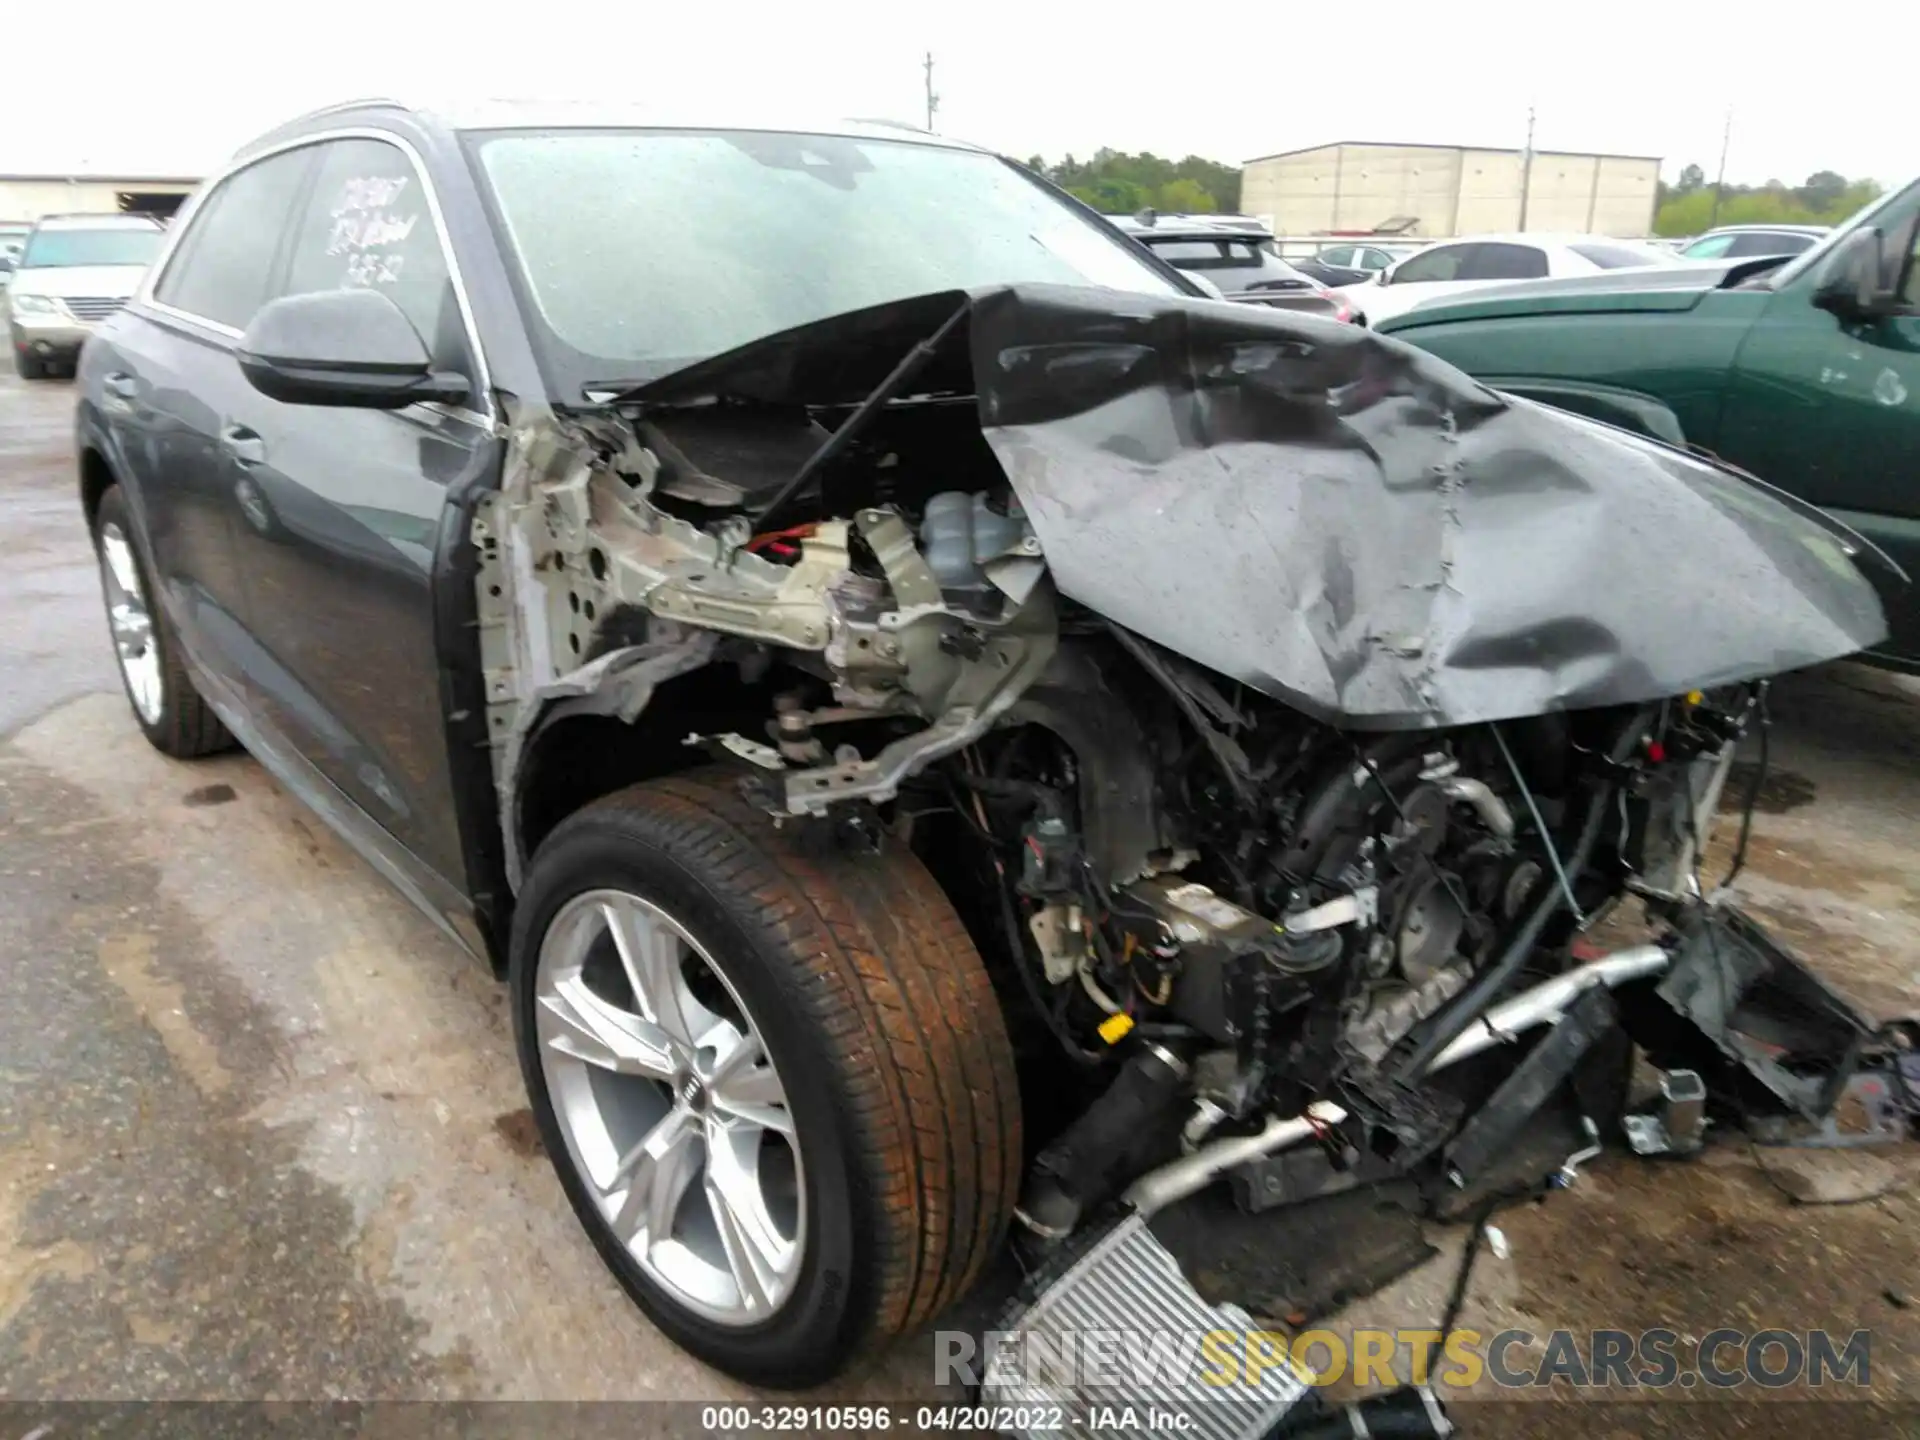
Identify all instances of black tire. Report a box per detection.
[14,346,47,380]
[92,485,234,758]
[510,772,1022,1387]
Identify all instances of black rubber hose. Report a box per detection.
[1390,710,1650,1081]
[990,858,1104,1068]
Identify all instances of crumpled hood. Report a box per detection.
[626,283,1887,729]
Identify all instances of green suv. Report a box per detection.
[1378,178,1920,671]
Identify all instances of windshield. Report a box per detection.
[21,227,163,269]
[469,128,1183,395]
[1764,184,1910,290]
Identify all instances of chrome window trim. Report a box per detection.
[138,126,495,420]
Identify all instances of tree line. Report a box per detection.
[1022,151,1241,216]
[1649,167,1879,235]
[1023,149,1884,238]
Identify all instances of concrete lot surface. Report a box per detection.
[3,364,1917,1434]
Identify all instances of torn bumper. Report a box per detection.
[983,909,1896,1436]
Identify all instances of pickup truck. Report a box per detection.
[1377,178,1920,671]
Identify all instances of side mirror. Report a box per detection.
[237,289,470,409]
[1813,218,1917,321]
[0,255,14,275]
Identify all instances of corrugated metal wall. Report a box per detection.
[1241,145,1659,238]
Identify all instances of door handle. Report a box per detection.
[104,372,140,401]
[219,424,266,464]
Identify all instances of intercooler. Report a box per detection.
[980,1213,1311,1440]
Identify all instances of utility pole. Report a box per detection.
[1516,106,1536,231]
[923,52,939,133]
[1708,109,1732,228]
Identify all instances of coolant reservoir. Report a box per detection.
[920,490,1030,595]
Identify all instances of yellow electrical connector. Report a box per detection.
[1097,1012,1135,1045]
[1685,690,1704,706]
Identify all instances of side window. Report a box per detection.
[1467,243,1549,281]
[283,138,459,359]
[1728,232,1812,258]
[1318,246,1353,267]
[1393,245,1474,284]
[152,149,314,330]
[1682,233,1735,260]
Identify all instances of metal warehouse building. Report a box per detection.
[0,174,198,225]
[1241,142,1662,239]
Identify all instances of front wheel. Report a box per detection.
[510,773,1021,1387]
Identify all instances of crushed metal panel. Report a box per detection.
[477,399,1061,886]
[966,284,1886,728]
[621,283,1887,731]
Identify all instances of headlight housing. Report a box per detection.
[9,292,63,315]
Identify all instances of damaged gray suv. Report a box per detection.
[74,99,1896,1406]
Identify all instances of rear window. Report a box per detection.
[1570,242,1670,270]
[1142,236,1312,291]
[1146,239,1234,262]
[21,226,164,269]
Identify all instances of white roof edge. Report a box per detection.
[255,96,986,152]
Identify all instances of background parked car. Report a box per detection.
[0,222,30,290]
[1113,216,1355,321]
[1336,233,1678,325]
[1678,224,1828,261]
[8,212,166,379]
[1292,240,1420,288]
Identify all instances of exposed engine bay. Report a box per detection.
[474,285,1896,1434]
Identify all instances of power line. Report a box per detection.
[1708,109,1733,227]
[1517,106,1536,231]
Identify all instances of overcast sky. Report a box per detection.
[8,2,1904,188]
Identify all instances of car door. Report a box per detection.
[219,135,491,885]
[104,146,317,699]
[1718,187,1920,663]
[1366,243,1486,318]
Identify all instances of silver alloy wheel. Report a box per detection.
[97,523,163,726]
[535,889,804,1326]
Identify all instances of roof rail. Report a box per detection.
[239,96,410,152]
[286,95,410,125]
[845,116,931,136]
